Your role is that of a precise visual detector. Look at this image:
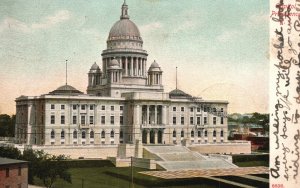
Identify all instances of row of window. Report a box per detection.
[172,107,224,113]
[50,104,124,111]
[50,130,123,139]
[50,115,124,125]
[172,130,224,138]
[172,116,224,125]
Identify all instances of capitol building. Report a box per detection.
[14,2,250,159]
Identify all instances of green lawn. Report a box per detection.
[34,167,222,188]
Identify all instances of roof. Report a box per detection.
[48,84,84,96]
[148,60,162,72]
[0,157,27,166]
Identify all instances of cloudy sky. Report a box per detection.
[0,0,269,115]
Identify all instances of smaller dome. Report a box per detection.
[148,60,162,72]
[90,62,100,70]
[89,62,101,73]
[49,84,83,96]
[108,59,120,68]
[169,89,192,99]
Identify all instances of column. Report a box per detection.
[147,105,150,125]
[154,130,158,144]
[144,59,147,76]
[141,59,144,76]
[130,57,133,76]
[216,128,221,142]
[125,57,128,76]
[208,129,213,143]
[138,58,141,76]
[146,130,150,144]
[162,105,166,125]
[154,105,157,124]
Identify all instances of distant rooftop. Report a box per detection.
[0,157,27,166]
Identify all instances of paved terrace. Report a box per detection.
[139,166,269,179]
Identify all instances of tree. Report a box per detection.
[0,146,22,159]
[22,149,72,187]
[0,114,15,137]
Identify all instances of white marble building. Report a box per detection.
[13,2,241,158]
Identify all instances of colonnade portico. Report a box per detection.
[142,129,164,144]
[102,56,147,78]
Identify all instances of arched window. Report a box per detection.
[101,131,105,138]
[191,130,194,137]
[221,130,224,137]
[120,131,123,139]
[204,130,208,137]
[61,130,65,139]
[181,130,184,137]
[90,131,94,139]
[82,131,86,139]
[110,130,114,138]
[173,130,176,138]
[51,130,55,139]
[213,130,216,137]
[73,130,77,139]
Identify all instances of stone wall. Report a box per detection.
[31,145,118,159]
[188,141,251,154]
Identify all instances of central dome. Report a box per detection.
[108,19,141,40]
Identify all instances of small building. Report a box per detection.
[0,157,28,188]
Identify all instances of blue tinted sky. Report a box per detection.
[0,0,269,114]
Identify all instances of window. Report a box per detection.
[73,105,77,110]
[81,116,86,125]
[73,130,77,139]
[110,130,114,138]
[120,131,123,139]
[190,108,194,112]
[90,131,94,139]
[81,105,86,110]
[61,115,65,124]
[198,131,201,137]
[120,106,123,111]
[61,105,65,110]
[111,106,114,111]
[73,116,77,124]
[213,130,216,137]
[181,117,184,125]
[101,116,105,124]
[213,117,217,125]
[101,131,105,138]
[110,116,114,124]
[191,131,194,137]
[213,108,216,112]
[6,168,9,177]
[181,131,184,137]
[51,104,55,109]
[181,107,184,112]
[82,131,86,139]
[90,116,94,124]
[51,115,55,124]
[197,117,200,125]
[197,107,200,112]
[221,117,224,124]
[204,107,207,112]
[90,105,94,110]
[173,117,176,125]
[61,130,65,139]
[173,107,176,111]
[221,108,224,112]
[173,131,176,137]
[101,105,105,110]
[120,116,124,125]
[221,130,224,137]
[204,130,208,137]
[204,117,207,124]
[190,117,194,124]
[51,130,55,139]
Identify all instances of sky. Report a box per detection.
[0,0,269,115]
